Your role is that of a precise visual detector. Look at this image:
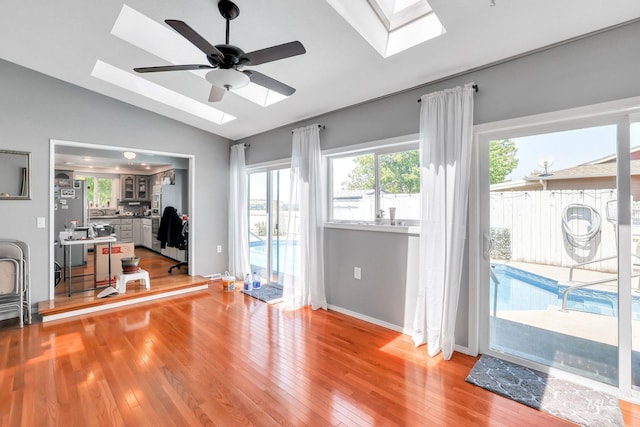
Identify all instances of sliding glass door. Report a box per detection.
[478,109,640,397]
[248,167,291,285]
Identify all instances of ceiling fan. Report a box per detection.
[134,0,306,102]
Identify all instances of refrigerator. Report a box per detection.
[54,180,89,267]
[160,183,181,215]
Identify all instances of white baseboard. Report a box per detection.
[205,273,221,280]
[327,304,470,356]
[42,284,209,322]
[327,304,412,334]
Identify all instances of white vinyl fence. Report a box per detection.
[490,189,625,272]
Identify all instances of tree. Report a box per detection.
[489,139,519,184]
[342,151,420,193]
[341,141,518,190]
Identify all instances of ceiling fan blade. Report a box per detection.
[134,64,214,73]
[243,70,296,96]
[209,85,226,102]
[243,41,306,66]
[165,19,225,61]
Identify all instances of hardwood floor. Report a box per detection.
[40,248,208,319]
[3,285,640,425]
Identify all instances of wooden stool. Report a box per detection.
[117,269,150,294]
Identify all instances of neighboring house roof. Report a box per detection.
[581,145,640,165]
[524,159,640,181]
[490,180,542,192]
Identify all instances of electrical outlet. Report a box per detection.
[354,267,361,280]
[37,217,46,228]
[217,245,222,253]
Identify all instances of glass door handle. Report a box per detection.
[483,231,494,259]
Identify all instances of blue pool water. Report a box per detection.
[491,264,640,320]
[249,239,298,277]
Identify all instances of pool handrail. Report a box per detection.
[561,273,640,312]
[569,254,640,281]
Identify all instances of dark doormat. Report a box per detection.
[466,355,623,427]
[242,284,283,304]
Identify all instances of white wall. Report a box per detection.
[236,20,640,346]
[0,58,230,309]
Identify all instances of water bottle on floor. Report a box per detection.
[252,271,261,290]
[244,273,253,292]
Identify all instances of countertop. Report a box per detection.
[90,215,158,220]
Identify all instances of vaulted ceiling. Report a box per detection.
[2,0,640,141]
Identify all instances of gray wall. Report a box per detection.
[237,21,640,346]
[0,58,230,307]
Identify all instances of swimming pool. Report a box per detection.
[490,264,640,320]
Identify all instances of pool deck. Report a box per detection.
[493,260,640,351]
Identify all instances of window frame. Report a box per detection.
[325,135,420,225]
[75,173,120,208]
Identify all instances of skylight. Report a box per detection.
[109,4,286,110]
[326,0,444,57]
[91,60,236,125]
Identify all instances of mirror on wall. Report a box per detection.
[0,150,31,200]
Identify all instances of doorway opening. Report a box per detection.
[49,139,195,301]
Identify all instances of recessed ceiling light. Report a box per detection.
[123,151,137,160]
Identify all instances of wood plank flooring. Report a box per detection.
[4,284,640,426]
[40,248,208,318]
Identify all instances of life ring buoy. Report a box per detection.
[562,203,601,246]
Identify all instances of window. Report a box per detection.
[76,175,118,208]
[329,144,420,223]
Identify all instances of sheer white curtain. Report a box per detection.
[282,124,327,310]
[412,83,474,359]
[228,144,250,279]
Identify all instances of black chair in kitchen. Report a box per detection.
[157,206,188,274]
[168,221,188,274]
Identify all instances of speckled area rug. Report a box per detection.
[466,355,623,427]
[242,285,283,304]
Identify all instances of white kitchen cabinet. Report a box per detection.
[133,219,142,245]
[119,218,133,243]
[142,219,152,249]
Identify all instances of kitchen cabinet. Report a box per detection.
[110,219,121,241]
[120,218,133,243]
[133,219,142,246]
[142,218,152,249]
[121,175,150,201]
[136,176,149,200]
[120,175,135,200]
[161,246,186,262]
[108,218,133,243]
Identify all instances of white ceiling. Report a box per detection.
[2,0,640,141]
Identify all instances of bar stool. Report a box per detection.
[116,269,150,294]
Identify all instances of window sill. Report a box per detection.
[324,221,420,235]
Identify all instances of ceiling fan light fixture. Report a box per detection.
[123,151,137,160]
[206,69,250,90]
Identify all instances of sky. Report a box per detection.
[506,122,640,182]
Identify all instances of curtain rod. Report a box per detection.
[229,143,249,150]
[292,124,325,133]
[417,84,478,103]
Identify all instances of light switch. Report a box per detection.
[37,217,46,228]
[217,245,222,253]
[354,267,361,280]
